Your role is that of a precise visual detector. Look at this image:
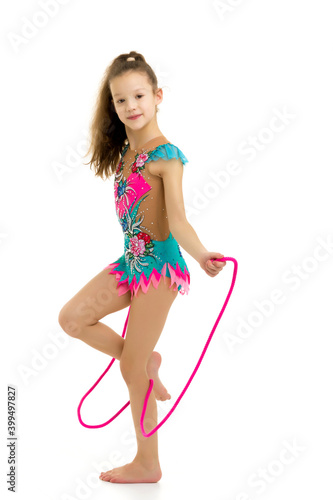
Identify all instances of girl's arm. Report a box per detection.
[159,159,226,277]
[170,218,225,277]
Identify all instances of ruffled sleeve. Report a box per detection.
[146,143,189,166]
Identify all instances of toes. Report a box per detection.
[100,472,112,481]
[156,392,171,401]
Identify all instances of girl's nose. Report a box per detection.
[126,100,136,111]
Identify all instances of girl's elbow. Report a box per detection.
[169,217,188,234]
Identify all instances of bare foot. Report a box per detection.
[99,459,162,483]
[146,351,171,401]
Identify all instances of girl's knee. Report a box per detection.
[58,305,87,338]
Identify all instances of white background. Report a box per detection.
[1,0,332,499]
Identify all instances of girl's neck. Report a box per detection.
[125,124,164,152]
[127,135,166,153]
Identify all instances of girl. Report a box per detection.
[58,51,226,484]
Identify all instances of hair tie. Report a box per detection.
[127,56,135,61]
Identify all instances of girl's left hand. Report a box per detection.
[199,252,227,277]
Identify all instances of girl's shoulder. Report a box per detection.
[121,137,189,166]
[146,141,189,166]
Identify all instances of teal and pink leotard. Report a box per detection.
[103,135,191,299]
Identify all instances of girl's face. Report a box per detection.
[110,71,162,130]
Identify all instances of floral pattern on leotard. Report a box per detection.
[114,148,160,273]
[105,142,191,297]
[115,149,152,182]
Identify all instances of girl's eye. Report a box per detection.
[117,95,143,104]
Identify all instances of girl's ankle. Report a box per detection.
[134,454,160,467]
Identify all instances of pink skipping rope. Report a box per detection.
[77,256,238,437]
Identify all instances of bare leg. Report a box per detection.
[99,276,178,483]
[58,267,131,358]
[58,268,173,399]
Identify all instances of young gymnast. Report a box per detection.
[58,50,226,484]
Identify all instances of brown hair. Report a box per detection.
[83,51,160,181]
